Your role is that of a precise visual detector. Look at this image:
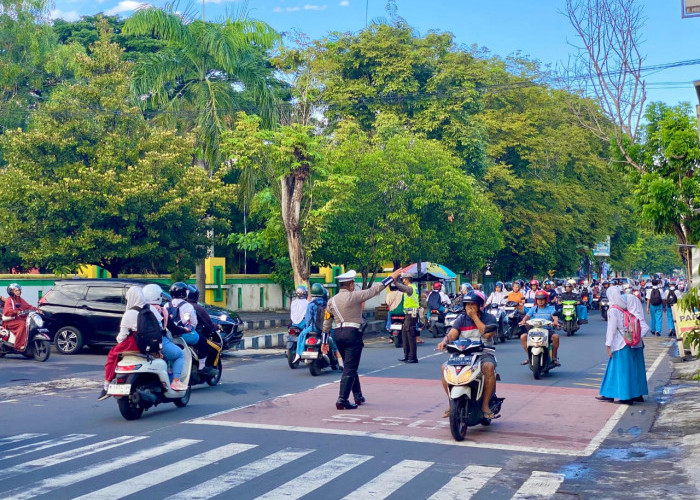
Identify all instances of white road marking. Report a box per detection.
[512,470,565,498]
[254,454,372,499]
[0,434,46,446]
[73,442,256,500]
[342,459,433,499]
[428,465,500,499]
[165,448,313,500]
[0,435,146,480]
[0,434,93,461]
[0,438,199,500]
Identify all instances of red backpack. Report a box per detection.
[611,305,642,347]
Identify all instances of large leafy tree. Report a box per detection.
[0,26,233,276]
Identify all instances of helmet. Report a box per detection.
[495,281,504,289]
[169,282,189,299]
[295,285,308,298]
[543,280,552,286]
[602,280,610,286]
[142,284,163,305]
[459,283,469,294]
[6,283,21,296]
[567,279,576,286]
[534,290,549,302]
[310,283,325,297]
[512,281,521,290]
[187,284,200,303]
[505,281,513,291]
[432,282,442,290]
[462,290,486,310]
[530,279,539,287]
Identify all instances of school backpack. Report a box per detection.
[611,305,642,347]
[649,288,663,306]
[132,305,162,355]
[311,301,326,333]
[666,290,678,306]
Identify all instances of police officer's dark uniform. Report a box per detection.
[322,269,400,409]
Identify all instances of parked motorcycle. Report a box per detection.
[0,311,51,362]
[600,297,609,321]
[442,325,504,442]
[524,319,556,380]
[388,314,404,348]
[427,309,446,338]
[299,331,339,376]
[108,335,192,420]
[560,300,578,337]
[286,325,301,369]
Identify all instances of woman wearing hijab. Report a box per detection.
[596,286,646,405]
[624,292,650,402]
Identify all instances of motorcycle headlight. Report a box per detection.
[457,368,473,384]
[33,315,44,327]
[444,367,458,385]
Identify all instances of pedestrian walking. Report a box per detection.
[596,286,647,405]
[322,268,403,410]
[664,284,681,337]
[646,279,663,336]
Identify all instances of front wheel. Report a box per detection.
[531,353,542,380]
[173,385,191,407]
[117,396,144,420]
[287,348,299,369]
[206,362,223,386]
[309,359,323,376]
[54,326,83,355]
[33,340,51,362]
[449,396,468,441]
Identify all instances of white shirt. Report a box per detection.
[605,307,628,352]
[171,298,197,328]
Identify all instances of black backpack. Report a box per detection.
[133,305,162,355]
[650,288,663,306]
[312,302,326,333]
[666,290,678,306]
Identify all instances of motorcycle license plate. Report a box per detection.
[107,384,131,396]
[390,324,402,331]
[301,352,318,360]
[448,355,472,366]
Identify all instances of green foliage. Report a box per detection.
[0,28,234,276]
[609,229,682,276]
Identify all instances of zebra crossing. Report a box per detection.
[0,432,567,499]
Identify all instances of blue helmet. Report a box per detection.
[496,281,504,289]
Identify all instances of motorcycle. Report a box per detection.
[427,309,446,338]
[560,300,578,337]
[442,325,504,442]
[524,319,557,380]
[286,325,302,369]
[504,301,525,340]
[591,293,600,311]
[600,297,609,321]
[189,329,224,387]
[444,304,462,331]
[487,303,507,343]
[388,314,404,348]
[108,335,192,420]
[0,311,51,362]
[299,331,339,376]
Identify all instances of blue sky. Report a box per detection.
[49,0,700,106]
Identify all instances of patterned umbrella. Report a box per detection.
[402,262,456,280]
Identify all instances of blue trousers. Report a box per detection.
[649,304,663,333]
[162,336,184,379]
[666,307,674,333]
[576,305,588,321]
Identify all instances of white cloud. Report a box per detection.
[105,1,149,16]
[50,9,81,21]
[340,1,349,6]
[303,4,327,10]
[273,6,301,12]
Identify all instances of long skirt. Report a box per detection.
[599,345,648,400]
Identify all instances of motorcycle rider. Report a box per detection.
[485,281,508,331]
[144,283,185,381]
[290,286,309,329]
[437,291,499,419]
[2,284,42,352]
[321,267,403,409]
[519,290,561,367]
[524,280,540,302]
[186,285,219,377]
[294,283,342,368]
[167,282,209,358]
[506,281,525,311]
[543,280,558,305]
[559,280,582,330]
[427,282,450,317]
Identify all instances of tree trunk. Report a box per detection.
[196,261,206,300]
[281,173,309,288]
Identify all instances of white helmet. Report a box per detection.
[142,284,163,305]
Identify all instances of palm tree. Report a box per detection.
[124,5,281,172]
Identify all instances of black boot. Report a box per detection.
[336,375,358,410]
[352,376,365,405]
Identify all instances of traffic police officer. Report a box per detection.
[322,267,403,409]
[398,273,419,363]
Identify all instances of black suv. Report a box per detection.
[40,279,243,354]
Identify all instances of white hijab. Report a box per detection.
[624,293,651,338]
[607,285,627,311]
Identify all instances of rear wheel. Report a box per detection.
[117,396,144,420]
[174,385,191,407]
[309,359,323,376]
[287,348,299,369]
[392,334,401,348]
[206,362,223,386]
[449,396,468,441]
[33,340,51,362]
[531,353,542,380]
[54,326,83,355]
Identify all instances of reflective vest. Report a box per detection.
[403,284,419,309]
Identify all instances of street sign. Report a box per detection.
[682,0,700,18]
[593,236,611,257]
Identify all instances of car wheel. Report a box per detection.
[54,326,84,355]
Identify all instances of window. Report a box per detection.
[44,285,86,304]
[85,286,124,304]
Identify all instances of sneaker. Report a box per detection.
[97,388,111,401]
[171,380,188,391]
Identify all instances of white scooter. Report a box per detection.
[107,335,192,420]
[442,324,504,442]
[525,318,555,380]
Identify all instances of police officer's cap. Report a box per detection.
[336,270,357,283]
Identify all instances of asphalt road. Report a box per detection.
[0,311,692,499]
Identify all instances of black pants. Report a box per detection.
[402,315,417,361]
[334,327,363,398]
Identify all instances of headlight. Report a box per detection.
[219,313,228,321]
[33,315,44,327]
[457,369,473,384]
[444,367,458,384]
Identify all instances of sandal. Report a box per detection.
[482,410,500,420]
[521,359,529,365]
[442,408,450,418]
[552,359,561,367]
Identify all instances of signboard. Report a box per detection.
[694,247,700,289]
[682,0,700,18]
[671,304,700,357]
[593,236,611,257]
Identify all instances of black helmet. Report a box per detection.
[169,282,189,299]
[187,284,200,303]
[7,283,21,296]
[462,290,486,309]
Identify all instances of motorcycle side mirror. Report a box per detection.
[484,324,497,334]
